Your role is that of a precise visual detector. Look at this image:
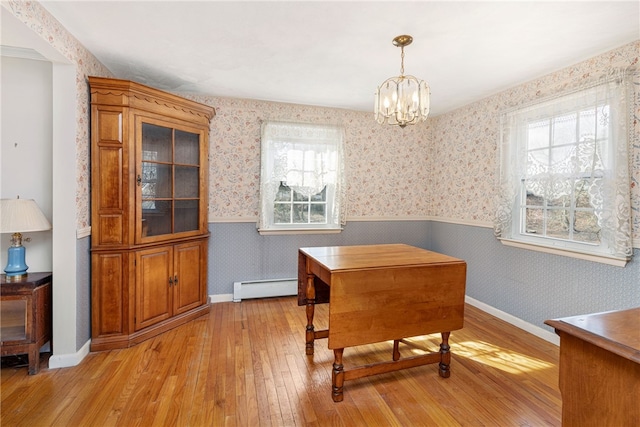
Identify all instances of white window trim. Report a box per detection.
[498,238,628,267]
[258,228,343,236]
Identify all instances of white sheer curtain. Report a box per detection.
[495,69,634,259]
[259,121,346,230]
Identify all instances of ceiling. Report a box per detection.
[37,1,640,116]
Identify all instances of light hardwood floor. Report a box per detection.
[1,298,561,426]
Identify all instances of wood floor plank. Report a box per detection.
[1,299,562,426]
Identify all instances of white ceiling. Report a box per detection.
[38,1,640,116]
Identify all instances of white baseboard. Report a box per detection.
[210,293,233,303]
[465,296,559,346]
[48,339,91,369]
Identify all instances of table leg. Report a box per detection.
[332,348,345,402]
[393,339,401,361]
[438,331,451,378]
[28,345,40,375]
[305,275,316,355]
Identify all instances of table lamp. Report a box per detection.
[0,198,52,279]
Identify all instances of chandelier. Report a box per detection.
[375,35,430,127]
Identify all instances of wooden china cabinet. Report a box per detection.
[89,76,215,351]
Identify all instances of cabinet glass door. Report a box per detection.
[138,119,202,241]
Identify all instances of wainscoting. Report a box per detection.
[208,220,640,339]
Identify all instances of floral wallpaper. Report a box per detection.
[6,2,640,244]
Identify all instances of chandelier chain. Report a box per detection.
[400,46,405,76]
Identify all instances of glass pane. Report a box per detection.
[540,176,571,208]
[573,211,600,243]
[576,140,598,173]
[142,123,172,162]
[141,182,156,203]
[595,105,610,140]
[175,166,199,198]
[175,130,199,165]
[524,182,544,207]
[141,163,172,198]
[310,186,326,202]
[549,145,574,170]
[274,203,291,223]
[310,204,326,223]
[574,179,594,208]
[293,189,307,202]
[548,193,570,207]
[141,162,157,201]
[552,113,577,146]
[275,182,291,202]
[0,299,27,341]
[142,150,158,162]
[528,119,549,150]
[142,160,157,184]
[175,200,199,233]
[547,209,570,239]
[527,149,549,175]
[143,200,172,236]
[292,203,308,223]
[524,207,544,234]
[579,109,596,142]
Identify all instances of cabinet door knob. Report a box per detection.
[136,175,142,186]
[174,275,179,285]
[169,276,174,287]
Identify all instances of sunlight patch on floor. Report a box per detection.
[396,336,554,374]
[454,340,553,374]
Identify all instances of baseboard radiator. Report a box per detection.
[233,278,297,302]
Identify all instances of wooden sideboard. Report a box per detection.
[545,308,640,426]
[1,272,52,375]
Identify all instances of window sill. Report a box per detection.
[498,238,629,267]
[258,228,343,236]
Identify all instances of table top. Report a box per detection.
[1,272,53,293]
[300,244,467,349]
[299,244,465,272]
[545,307,640,364]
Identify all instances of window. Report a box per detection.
[495,72,633,264]
[259,121,345,233]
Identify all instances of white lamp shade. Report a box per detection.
[0,199,52,233]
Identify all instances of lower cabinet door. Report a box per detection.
[135,246,173,330]
[173,241,205,315]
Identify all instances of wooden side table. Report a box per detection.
[1,272,52,375]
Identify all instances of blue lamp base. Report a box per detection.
[4,245,29,277]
